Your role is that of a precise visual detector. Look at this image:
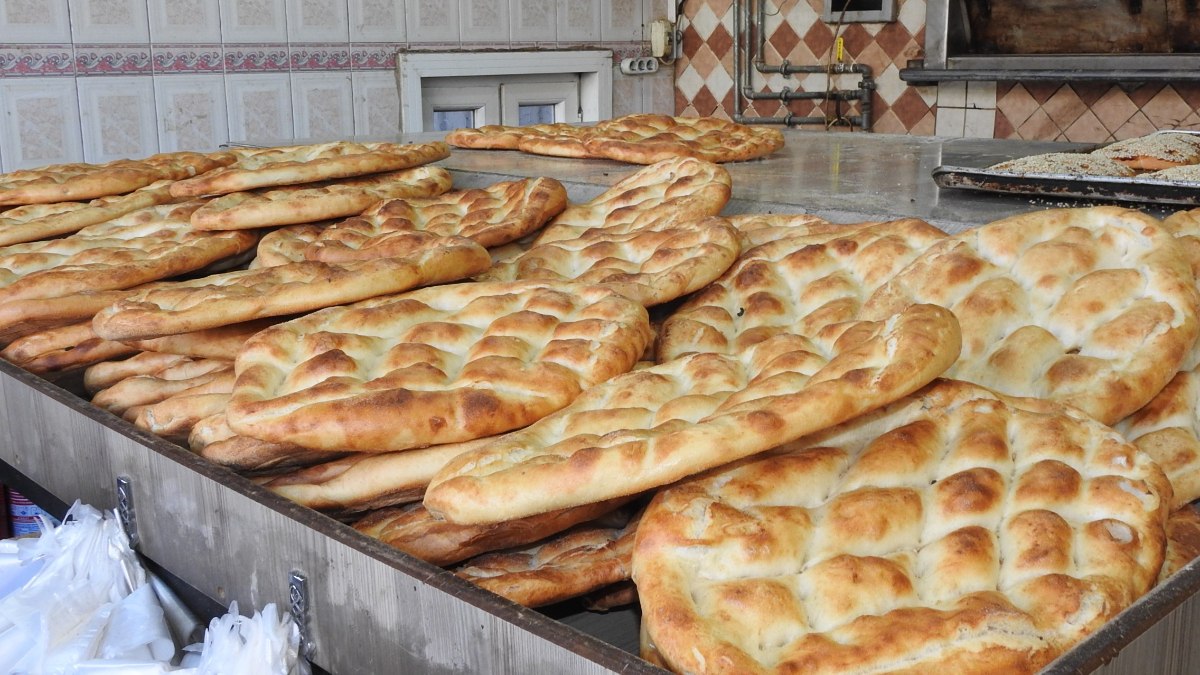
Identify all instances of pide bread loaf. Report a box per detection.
[189,166,453,230]
[862,206,1200,425]
[227,281,652,452]
[583,114,785,164]
[250,223,329,268]
[0,151,232,205]
[1159,506,1200,583]
[424,302,961,525]
[168,141,450,197]
[92,360,232,416]
[455,509,641,607]
[1,320,136,376]
[480,216,742,307]
[263,436,493,514]
[0,181,181,247]
[189,412,347,473]
[727,213,855,249]
[634,379,1171,675]
[0,202,259,305]
[514,124,601,159]
[83,351,194,394]
[92,235,491,340]
[353,497,633,566]
[534,158,732,245]
[303,177,568,262]
[444,124,530,150]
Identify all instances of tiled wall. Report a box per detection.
[0,0,674,171]
[675,0,1200,141]
[676,0,938,133]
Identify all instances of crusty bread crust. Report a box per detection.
[534,157,732,246]
[0,320,136,376]
[0,151,232,205]
[92,234,491,340]
[305,177,568,262]
[189,166,453,230]
[634,379,1171,675]
[168,141,450,197]
[0,180,180,247]
[455,510,640,607]
[863,206,1200,425]
[583,114,785,164]
[481,216,742,307]
[227,281,653,452]
[425,302,961,525]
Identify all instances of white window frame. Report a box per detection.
[422,83,501,131]
[396,50,612,133]
[501,79,579,126]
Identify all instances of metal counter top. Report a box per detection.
[416,130,1159,235]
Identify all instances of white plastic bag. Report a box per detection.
[176,602,301,675]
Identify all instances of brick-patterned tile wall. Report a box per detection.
[676,0,937,132]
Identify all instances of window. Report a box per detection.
[397,51,611,133]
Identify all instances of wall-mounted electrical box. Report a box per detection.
[821,0,897,23]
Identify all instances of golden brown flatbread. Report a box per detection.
[188,412,347,473]
[227,281,653,452]
[634,379,1171,675]
[92,234,491,340]
[303,177,568,262]
[1159,505,1200,583]
[0,151,233,205]
[583,114,785,164]
[0,320,136,376]
[189,166,453,230]
[0,180,180,247]
[168,141,450,197]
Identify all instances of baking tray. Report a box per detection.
[933,130,1200,206]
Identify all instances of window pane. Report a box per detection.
[518,104,556,126]
[433,109,475,132]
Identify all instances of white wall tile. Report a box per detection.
[226,73,294,144]
[0,78,82,170]
[964,107,997,138]
[0,0,71,43]
[935,106,966,137]
[154,74,229,152]
[149,0,221,43]
[69,0,150,43]
[510,0,555,42]
[558,0,600,43]
[220,0,288,43]
[602,0,643,42]
[406,0,459,44]
[462,0,509,44]
[352,70,399,137]
[937,81,967,108]
[286,0,350,43]
[966,81,998,110]
[349,0,405,43]
[78,76,158,163]
[291,71,355,140]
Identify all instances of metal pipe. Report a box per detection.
[733,0,743,125]
[736,114,868,127]
[742,86,865,102]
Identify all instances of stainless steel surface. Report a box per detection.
[431,130,1149,234]
[0,360,664,675]
[933,165,1200,206]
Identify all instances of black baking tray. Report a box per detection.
[933,130,1200,206]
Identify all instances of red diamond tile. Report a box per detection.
[839,24,871,57]
[1043,86,1086,128]
[708,0,733,15]
[912,111,936,136]
[871,92,889,119]
[768,21,801,60]
[750,95,782,117]
[1023,82,1062,105]
[802,21,835,61]
[1144,86,1193,128]
[1063,110,1110,143]
[855,42,891,80]
[996,82,1017,98]
[872,109,907,135]
[721,89,736,118]
[913,26,925,49]
[692,85,719,116]
[1092,88,1137,134]
[674,88,689,116]
[889,87,931,129]
[1114,111,1157,139]
[1017,108,1061,141]
[1177,82,1200,110]
[708,23,734,60]
[681,23,703,60]
[874,21,913,61]
[788,98,817,118]
[690,43,719,79]
[681,104,700,116]
[994,110,1016,139]
[899,38,922,64]
[1071,83,1110,107]
[1128,83,1164,107]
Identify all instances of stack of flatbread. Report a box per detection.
[446,114,784,164]
[11,134,1200,674]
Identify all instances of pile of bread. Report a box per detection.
[990,130,1200,183]
[3,121,1200,674]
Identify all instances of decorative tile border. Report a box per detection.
[290,43,352,71]
[223,44,291,72]
[350,43,405,70]
[0,46,74,77]
[74,45,152,75]
[152,45,224,73]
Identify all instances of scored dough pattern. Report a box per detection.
[634,381,1171,674]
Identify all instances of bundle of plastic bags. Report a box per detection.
[0,501,300,674]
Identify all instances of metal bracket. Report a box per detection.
[289,570,315,668]
[115,476,139,550]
